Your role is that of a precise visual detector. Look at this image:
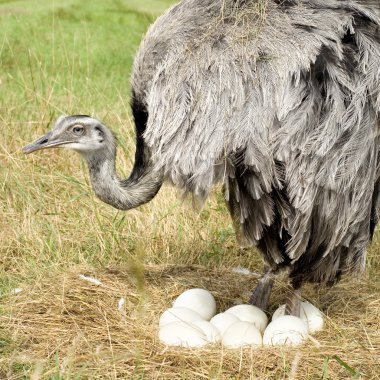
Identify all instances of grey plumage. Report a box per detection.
[24,0,380,300]
[133,0,380,287]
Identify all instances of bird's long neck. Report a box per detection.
[86,151,163,210]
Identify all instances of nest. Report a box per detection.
[1,264,379,379]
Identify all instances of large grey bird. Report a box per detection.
[24,0,380,316]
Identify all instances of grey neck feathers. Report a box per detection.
[85,148,163,210]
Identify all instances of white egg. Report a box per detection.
[210,312,240,335]
[222,321,263,348]
[263,315,308,346]
[159,307,204,328]
[225,304,268,333]
[173,288,217,320]
[272,302,324,333]
[159,321,208,347]
[299,302,324,333]
[191,320,222,343]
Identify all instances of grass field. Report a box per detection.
[0,0,379,379]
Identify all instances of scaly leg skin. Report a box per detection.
[249,269,274,312]
[285,288,301,317]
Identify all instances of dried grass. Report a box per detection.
[1,264,379,379]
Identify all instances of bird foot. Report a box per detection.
[249,270,274,312]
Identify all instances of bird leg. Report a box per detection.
[284,288,301,317]
[249,269,274,312]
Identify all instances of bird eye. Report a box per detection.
[72,125,84,135]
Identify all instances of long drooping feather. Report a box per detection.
[132,0,380,286]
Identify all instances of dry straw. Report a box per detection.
[1,264,379,379]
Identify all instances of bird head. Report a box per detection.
[23,115,116,158]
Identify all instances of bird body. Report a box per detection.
[131,0,380,287]
[24,0,380,309]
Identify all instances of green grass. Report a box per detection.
[0,0,168,117]
[0,0,379,379]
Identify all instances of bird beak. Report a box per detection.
[23,132,69,154]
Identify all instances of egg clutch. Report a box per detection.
[159,288,324,348]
